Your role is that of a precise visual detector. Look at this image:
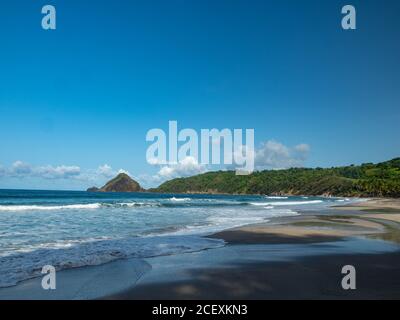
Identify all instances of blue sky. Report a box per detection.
[0,0,399,190]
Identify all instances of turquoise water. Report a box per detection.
[0,190,353,287]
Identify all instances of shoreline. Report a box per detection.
[1,198,400,299]
[107,198,400,299]
[208,198,400,245]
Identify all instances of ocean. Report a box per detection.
[0,189,354,288]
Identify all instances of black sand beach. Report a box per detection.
[109,252,400,300]
[2,198,400,300]
[107,199,400,300]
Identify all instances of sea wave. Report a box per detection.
[250,200,323,206]
[0,198,327,212]
[265,196,288,199]
[114,202,161,208]
[169,197,191,202]
[0,191,349,289]
[0,203,102,212]
[0,235,225,288]
[0,200,230,212]
[335,198,350,202]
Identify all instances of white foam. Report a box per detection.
[116,202,160,208]
[169,197,191,202]
[0,203,101,212]
[166,206,300,236]
[250,200,323,206]
[0,193,332,289]
[0,235,225,288]
[265,196,288,199]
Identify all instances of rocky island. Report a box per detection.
[87,173,143,193]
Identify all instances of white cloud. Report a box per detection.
[156,156,207,180]
[294,143,310,153]
[136,173,163,187]
[83,164,131,181]
[144,141,310,186]
[147,158,165,165]
[255,140,310,169]
[0,161,130,183]
[7,161,81,179]
[137,157,206,188]
[117,168,131,176]
[81,165,131,183]
[0,139,310,189]
[35,165,81,179]
[0,165,5,177]
[97,164,115,178]
[11,161,32,176]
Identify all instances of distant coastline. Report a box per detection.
[87,158,400,198]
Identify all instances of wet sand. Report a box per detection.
[110,251,400,300]
[108,198,400,300]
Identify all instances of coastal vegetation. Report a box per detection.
[152,158,400,197]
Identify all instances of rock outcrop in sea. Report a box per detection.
[87,173,143,193]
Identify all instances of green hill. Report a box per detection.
[152,158,400,197]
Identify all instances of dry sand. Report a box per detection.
[334,198,400,211]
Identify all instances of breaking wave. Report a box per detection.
[250,200,324,206]
[0,198,329,212]
[0,236,225,288]
[169,197,191,202]
[0,203,102,212]
[265,196,288,199]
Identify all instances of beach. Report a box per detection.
[2,0,399,304]
[107,198,400,300]
[1,196,400,300]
